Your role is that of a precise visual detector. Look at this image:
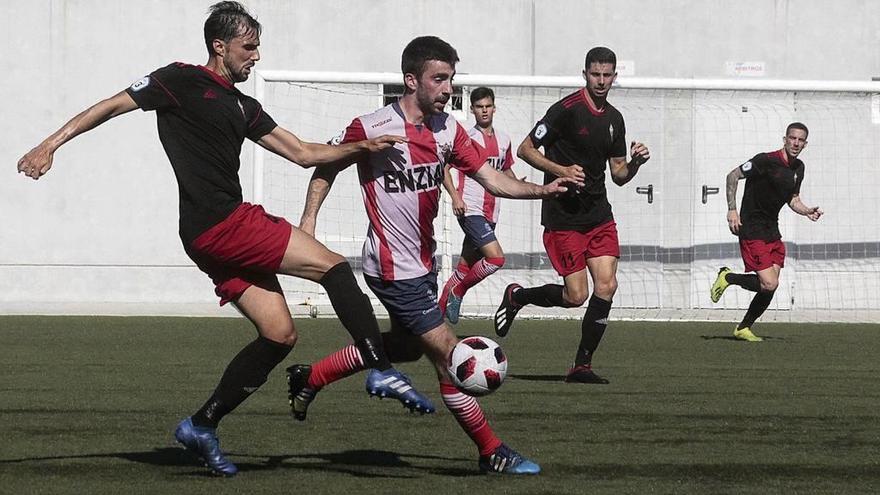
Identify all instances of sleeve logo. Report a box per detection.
[329,129,345,146]
[740,161,752,172]
[130,77,150,92]
[533,123,548,140]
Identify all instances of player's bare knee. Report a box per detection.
[594,280,618,300]
[563,286,589,307]
[260,319,297,347]
[760,279,778,292]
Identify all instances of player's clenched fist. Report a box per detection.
[17,144,55,180]
[630,141,650,166]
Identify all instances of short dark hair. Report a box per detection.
[786,122,809,138]
[401,36,459,78]
[470,87,495,105]
[204,1,261,55]
[585,46,617,70]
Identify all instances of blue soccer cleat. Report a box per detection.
[365,368,435,415]
[445,291,463,324]
[479,443,541,475]
[174,417,238,477]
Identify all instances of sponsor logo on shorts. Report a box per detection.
[130,77,150,92]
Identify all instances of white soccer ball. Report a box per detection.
[447,336,508,396]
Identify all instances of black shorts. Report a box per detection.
[364,272,444,335]
[458,215,498,250]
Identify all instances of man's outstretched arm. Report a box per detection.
[258,127,405,169]
[18,91,139,180]
[471,163,581,200]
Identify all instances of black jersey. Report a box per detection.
[528,89,627,230]
[738,149,805,241]
[125,62,277,244]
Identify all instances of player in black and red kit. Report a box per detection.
[493,47,650,384]
[710,123,823,341]
[16,1,433,477]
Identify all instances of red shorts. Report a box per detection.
[186,203,292,305]
[739,238,786,273]
[543,221,620,277]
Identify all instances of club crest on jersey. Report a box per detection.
[383,163,443,193]
[130,77,150,92]
[609,123,614,139]
[438,142,453,161]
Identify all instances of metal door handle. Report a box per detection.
[702,185,719,204]
[636,184,653,204]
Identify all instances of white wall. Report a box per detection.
[3,0,879,315]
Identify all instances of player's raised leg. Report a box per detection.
[445,234,505,324]
[418,323,540,475]
[711,266,763,302]
[277,226,396,371]
[287,273,438,420]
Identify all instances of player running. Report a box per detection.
[16,1,432,477]
[710,122,822,341]
[493,47,650,384]
[288,36,580,475]
[439,86,516,324]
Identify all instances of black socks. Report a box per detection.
[192,336,292,428]
[513,284,572,308]
[574,296,612,367]
[320,262,391,370]
[738,290,775,330]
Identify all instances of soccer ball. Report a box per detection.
[447,336,508,396]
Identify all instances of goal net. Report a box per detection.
[254,71,880,323]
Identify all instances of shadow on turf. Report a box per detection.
[0,447,479,478]
[508,373,566,382]
[700,335,786,341]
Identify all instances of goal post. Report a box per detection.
[253,70,880,323]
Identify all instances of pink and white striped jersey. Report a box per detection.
[457,126,514,223]
[339,103,487,281]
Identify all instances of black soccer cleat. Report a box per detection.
[286,364,317,421]
[494,283,523,338]
[564,365,610,384]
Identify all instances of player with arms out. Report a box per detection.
[16,1,432,477]
[710,122,822,341]
[287,36,579,475]
[493,47,650,384]
[439,86,516,324]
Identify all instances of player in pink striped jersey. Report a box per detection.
[439,87,515,324]
[287,36,580,475]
